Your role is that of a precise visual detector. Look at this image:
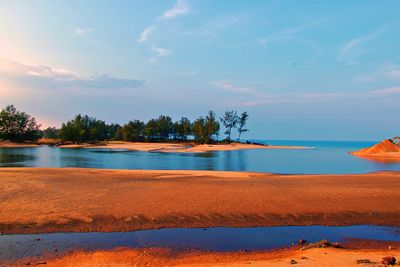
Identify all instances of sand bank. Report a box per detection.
[0,141,39,148]
[1,168,399,234]
[58,141,307,153]
[351,139,400,161]
[10,245,400,267]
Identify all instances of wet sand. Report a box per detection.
[0,142,39,148]
[58,141,307,153]
[1,168,399,234]
[9,245,400,267]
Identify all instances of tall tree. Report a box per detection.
[144,119,158,142]
[106,123,121,140]
[174,117,192,141]
[117,120,144,141]
[220,110,239,142]
[204,111,220,144]
[237,112,249,142]
[42,127,59,139]
[156,115,174,141]
[0,105,40,142]
[59,114,108,143]
[193,117,205,144]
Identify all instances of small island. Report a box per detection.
[0,105,306,152]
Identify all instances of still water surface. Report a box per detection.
[1,140,400,174]
[1,225,399,263]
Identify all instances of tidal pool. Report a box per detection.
[1,225,399,263]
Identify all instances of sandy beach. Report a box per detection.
[58,141,308,153]
[1,168,399,234]
[9,245,400,267]
[2,168,399,266]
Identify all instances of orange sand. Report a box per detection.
[58,141,307,153]
[1,168,399,234]
[10,246,400,267]
[351,139,400,160]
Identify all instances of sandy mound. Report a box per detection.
[352,139,400,156]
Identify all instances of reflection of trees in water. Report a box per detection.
[237,151,246,171]
[0,149,36,166]
[60,155,92,167]
[220,150,247,171]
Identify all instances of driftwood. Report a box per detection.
[356,259,371,264]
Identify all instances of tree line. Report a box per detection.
[0,105,250,144]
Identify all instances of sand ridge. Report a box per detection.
[58,141,308,153]
[1,168,400,234]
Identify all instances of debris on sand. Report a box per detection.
[381,256,396,265]
[299,239,341,250]
[356,259,371,264]
[298,239,308,245]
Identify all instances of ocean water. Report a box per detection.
[1,140,400,174]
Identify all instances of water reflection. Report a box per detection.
[1,225,399,263]
[352,154,400,164]
[0,148,36,166]
[1,141,400,174]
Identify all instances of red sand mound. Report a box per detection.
[353,139,400,155]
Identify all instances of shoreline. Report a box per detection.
[58,141,309,153]
[8,242,400,267]
[1,168,399,235]
[0,141,309,153]
[0,141,39,148]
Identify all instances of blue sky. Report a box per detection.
[0,0,399,140]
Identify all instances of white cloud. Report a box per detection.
[151,47,171,57]
[259,17,333,53]
[338,27,388,62]
[239,87,400,107]
[182,14,243,43]
[211,77,400,107]
[160,0,190,20]
[387,70,400,78]
[368,86,400,96]
[74,27,92,36]
[138,26,155,42]
[211,81,253,93]
[0,59,144,90]
[148,47,171,63]
[148,58,158,64]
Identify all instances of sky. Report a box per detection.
[0,0,399,141]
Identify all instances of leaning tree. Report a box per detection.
[237,111,249,142]
[220,110,239,142]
